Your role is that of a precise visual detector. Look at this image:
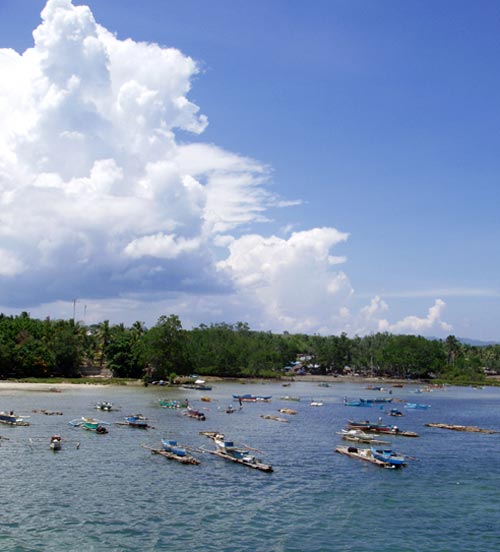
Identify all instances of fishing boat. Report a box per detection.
[344,398,372,407]
[389,408,404,417]
[347,420,419,437]
[182,379,212,391]
[335,445,406,469]
[95,401,113,411]
[404,403,430,410]
[260,414,289,423]
[142,440,200,465]
[310,400,323,407]
[69,417,108,433]
[159,399,188,409]
[0,411,30,426]
[118,415,149,429]
[371,446,406,466]
[201,432,273,472]
[359,397,393,404]
[232,394,272,402]
[49,435,62,451]
[184,407,206,421]
[337,428,390,445]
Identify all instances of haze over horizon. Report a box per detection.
[0,0,499,340]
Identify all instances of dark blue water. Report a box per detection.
[0,382,499,551]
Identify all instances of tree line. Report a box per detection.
[0,312,498,384]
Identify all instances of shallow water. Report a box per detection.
[0,382,499,551]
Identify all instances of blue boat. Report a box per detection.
[344,398,372,407]
[371,447,406,466]
[123,415,149,428]
[405,403,430,409]
[232,394,272,402]
[161,439,187,457]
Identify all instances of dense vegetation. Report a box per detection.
[0,312,498,384]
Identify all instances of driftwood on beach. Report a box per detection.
[425,423,499,434]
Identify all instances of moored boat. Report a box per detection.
[95,401,114,411]
[232,394,272,402]
[335,445,406,469]
[184,407,206,421]
[405,403,430,410]
[49,435,62,451]
[201,432,273,472]
[337,428,390,445]
[347,420,419,437]
[0,411,30,426]
[69,417,108,433]
[159,399,188,409]
[142,440,200,465]
[370,446,406,466]
[119,415,149,429]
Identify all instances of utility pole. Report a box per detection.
[72,298,78,322]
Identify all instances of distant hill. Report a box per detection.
[426,336,500,346]
[458,337,500,347]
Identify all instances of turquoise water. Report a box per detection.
[0,382,499,551]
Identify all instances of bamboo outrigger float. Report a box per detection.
[425,423,499,434]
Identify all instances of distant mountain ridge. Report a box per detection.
[426,336,500,346]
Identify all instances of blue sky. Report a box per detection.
[0,0,499,340]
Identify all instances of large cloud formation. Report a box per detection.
[0,0,451,335]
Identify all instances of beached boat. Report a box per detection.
[335,445,406,469]
[201,432,273,472]
[184,407,206,421]
[232,394,272,402]
[371,447,406,466]
[0,412,30,426]
[95,401,114,411]
[49,435,62,451]
[69,417,108,433]
[405,403,430,410]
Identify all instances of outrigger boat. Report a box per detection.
[95,401,114,411]
[184,407,206,421]
[0,411,30,426]
[50,435,62,451]
[347,420,419,437]
[371,446,406,466]
[335,445,407,469]
[159,399,188,409]
[232,394,272,402]
[142,440,200,465]
[337,428,390,445]
[116,415,149,429]
[200,432,273,472]
[69,417,109,434]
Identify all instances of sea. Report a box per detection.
[0,380,499,552]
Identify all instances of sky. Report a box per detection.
[0,0,499,340]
